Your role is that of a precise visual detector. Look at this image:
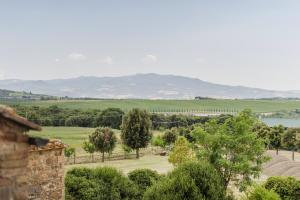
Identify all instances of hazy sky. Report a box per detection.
[1,0,300,91]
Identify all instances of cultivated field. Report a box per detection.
[4,98,300,113]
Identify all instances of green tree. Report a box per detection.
[269,125,285,155]
[82,140,96,162]
[162,128,178,146]
[191,109,269,190]
[128,169,161,197]
[121,108,152,159]
[65,167,139,200]
[168,136,196,166]
[252,122,272,148]
[143,161,229,200]
[64,147,76,163]
[95,108,124,129]
[264,176,300,200]
[243,185,280,200]
[89,127,117,162]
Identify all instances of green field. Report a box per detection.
[4,99,300,113]
[29,126,162,155]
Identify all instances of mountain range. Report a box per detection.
[0,73,299,99]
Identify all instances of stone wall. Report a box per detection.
[18,140,65,200]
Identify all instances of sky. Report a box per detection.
[0,0,300,91]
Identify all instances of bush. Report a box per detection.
[143,161,228,200]
[244,185,280,200]
[264,176,300,200]
[162,128,178,145]
[65,167,139,200]
[128,169,161,195]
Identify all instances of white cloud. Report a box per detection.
[142,54,157,64]
[0,69,5,79]
[54,58,60,62]
[100,56,113,65]
[68,53,87,61]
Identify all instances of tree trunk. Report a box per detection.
[92,153,94,162]
[73,152,76,164]
[136,148,139,159]
[292,150,295,161]
[276,148,279,155]
[102,152,105,162]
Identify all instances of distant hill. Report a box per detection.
[0,89,53,100]
[0,73,300,99]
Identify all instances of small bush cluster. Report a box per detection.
[264,176,300,200]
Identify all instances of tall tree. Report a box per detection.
[191,109,269,190]
[89,127,117,162]
[269,125,285,155]
[282,128,300,160]
[121,108,152,158]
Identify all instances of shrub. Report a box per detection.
[264,176,300,200]
[162,128,178,145]
[65,167,139,200]
[143,161,229,200]
[151,135,165,148]
[128,169,161,195]
[244,185,280,200]
[168,137,195,166]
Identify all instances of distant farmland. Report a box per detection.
[2,99,300,113]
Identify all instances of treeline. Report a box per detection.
[12,105,232,130]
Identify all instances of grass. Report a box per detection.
[66,154,173,174]
[29,126,162,155]
[3,98,300,113]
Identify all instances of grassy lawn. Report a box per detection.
[29,126,163,155]
[4,98,300,113]
[66,154,173,174]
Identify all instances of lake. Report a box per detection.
[261,118,300,127]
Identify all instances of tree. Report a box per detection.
[191,109,270,190]
[95,108,124,129]
[269,125,285,155]
[128,169,161,197]
[243,185,280,200]
[264,176,300,200]
[168,137,196,166]
[82,140,96,162]
[65,167,139,200]
[64,147,76,164]
[162,128,178,146]
[252,122,272,148]
[89,127,117,162]
[121,108,152,159]
[143,161,230,200]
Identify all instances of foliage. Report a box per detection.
[269,125,285,152]
[151,135,165,148]
[264,176,300,200]
[252,122,272,147]
[177,127,194,142]
[128,169,161,197]
[243,185,280,200]
[121,108,152,158]
[65,167,139,200]
[122,144,133,159]
[162,128,178,145]
[282,128,300,151]
[82,140,96,161]
[191,109,270,190]
[168,136,196,166]
[64,147,75,158]
[95,108,124,129]
[89,127,117,162]
[143,161,229,200]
